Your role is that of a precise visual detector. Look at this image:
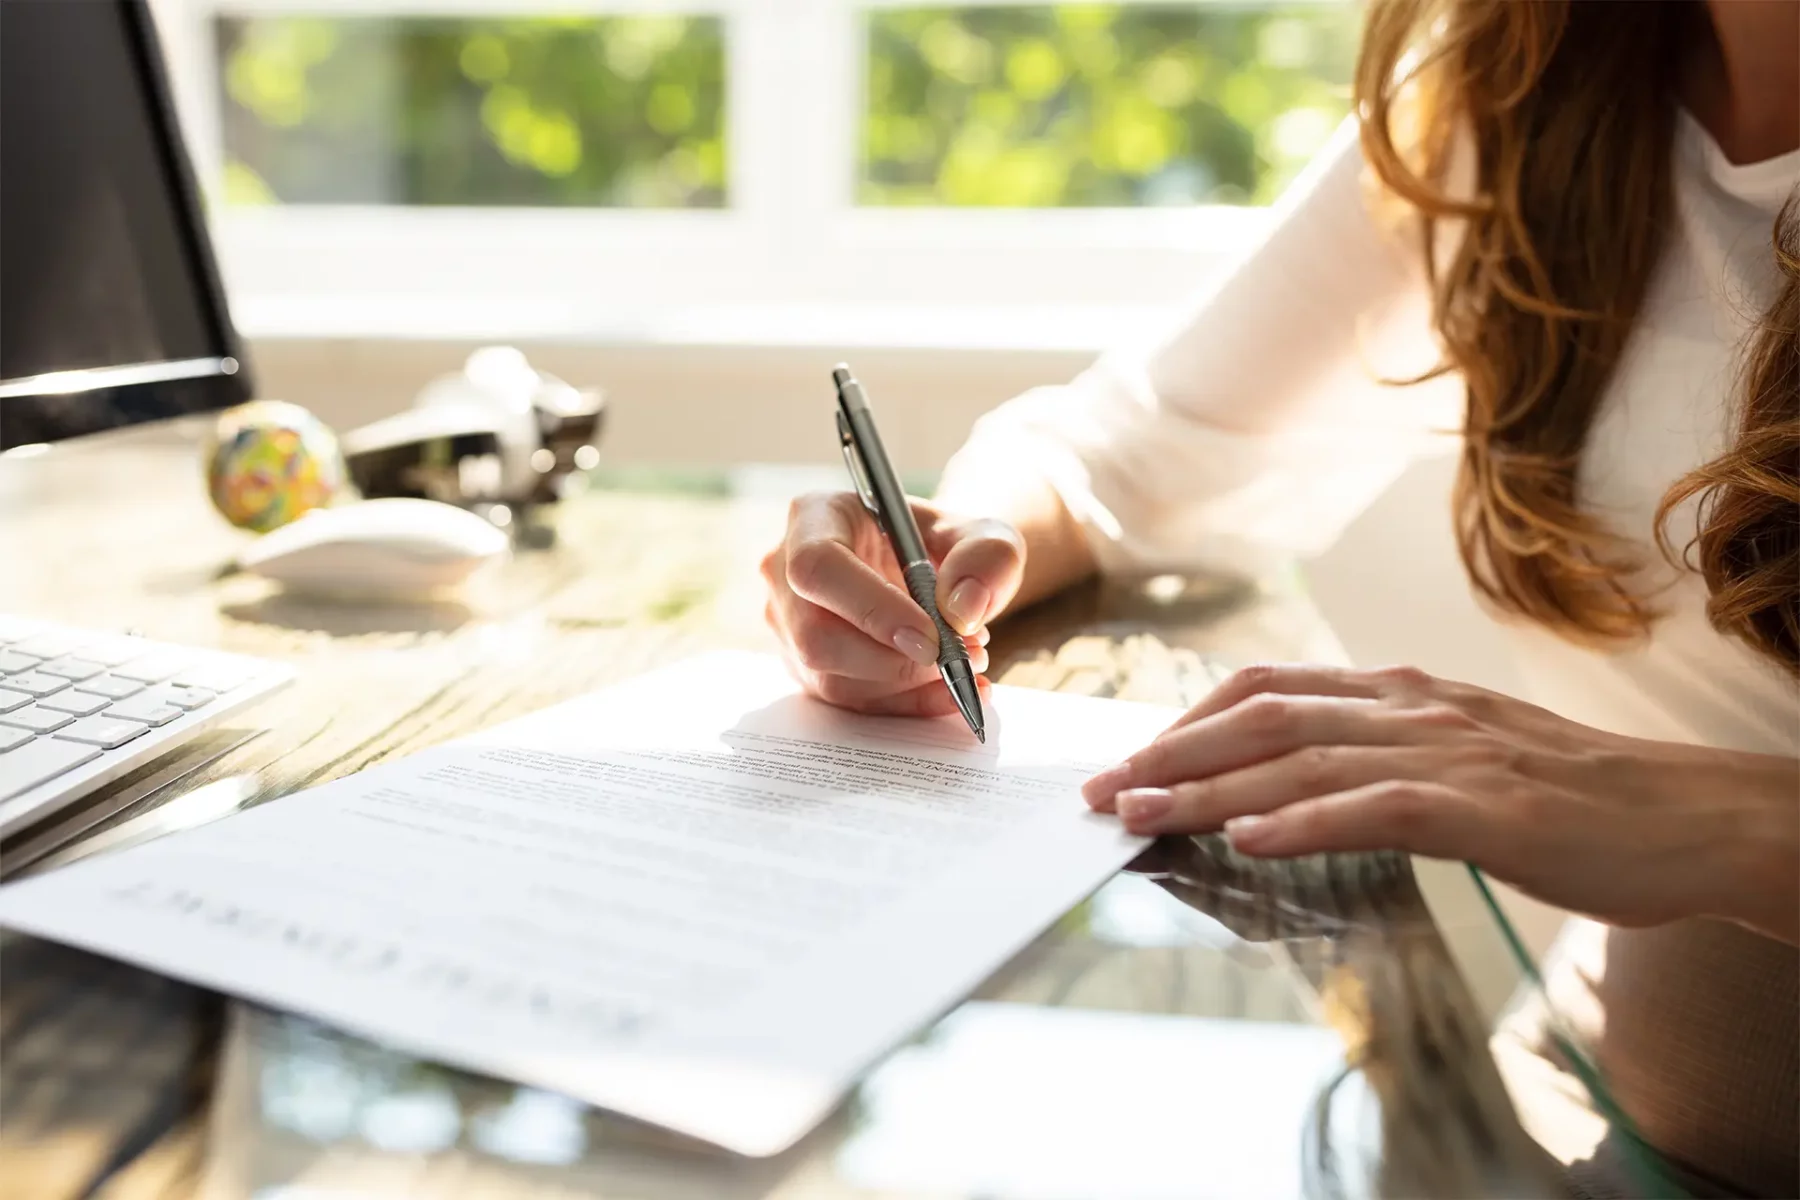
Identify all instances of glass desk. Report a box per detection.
[0,434,1653,1198]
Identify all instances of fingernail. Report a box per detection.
[1118,788,1174,829]
[892,627,937,665]
[1225,815,1273,850]
[1082,762,1133,809]
[943,578,990,635]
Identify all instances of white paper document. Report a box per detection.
[0,653,1176,1155]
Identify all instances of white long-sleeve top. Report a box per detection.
[953,117,1799,757]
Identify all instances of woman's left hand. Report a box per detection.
[1082,664,1799,940]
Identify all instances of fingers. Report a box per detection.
[1108,745,1437,835]
[845,673,994,718]
[929,517,1026,635]
[1164,663,1393,734]
[763,492,1004,717]
[777,661,994,718]
[1084,695,1431,810]
[768,595,987,682]
[783,493,939,664]
[777,602,982,682]
[1221,780,1480,861]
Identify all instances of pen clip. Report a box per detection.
[837,410,881,521]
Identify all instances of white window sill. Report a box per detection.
[232,296,1177,357]
[213,208,1258,355]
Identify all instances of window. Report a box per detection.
[153,1,1358,341]
[864,6,1355,207]
[217,14,727,207]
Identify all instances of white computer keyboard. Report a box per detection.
[0,616,293,838]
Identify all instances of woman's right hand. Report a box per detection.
[761,491,1026,717]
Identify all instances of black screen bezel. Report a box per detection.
[0,0,253,450]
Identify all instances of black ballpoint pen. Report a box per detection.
[832,364,986,742]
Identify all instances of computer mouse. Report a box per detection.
[238,498,510,597]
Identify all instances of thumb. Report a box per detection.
[932,518,1025,635]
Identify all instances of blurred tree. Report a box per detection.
[864,4,1359,206]
[217,15,727,207]
[216,4,1356,211]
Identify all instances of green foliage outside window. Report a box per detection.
[865,5,1358,206]
[217,5,1356,211]
[217,15,727,207]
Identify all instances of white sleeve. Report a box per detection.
[948,120,1458,577]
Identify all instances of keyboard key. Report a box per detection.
[0,739,100,800]
[38,691,112,716]
[36,657,104,681]
[11,630,94,660]
[172,662,257,693]
[0,651,42,674]
[0,706,74,733]
[74,675,144,700]
[158,685,215,711]
[104,696,182,726]
[0,689,30,713]
[112,653,193,684]
[54,717,149,749]
[0,726,31,753]
[78,637,161,667]
[4,672,69,698]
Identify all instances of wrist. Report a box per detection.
[1714,754,1799,945]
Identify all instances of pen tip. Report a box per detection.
[976,729,986,744]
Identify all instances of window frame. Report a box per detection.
[153,0,1298,344]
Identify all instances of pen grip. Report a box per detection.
[902,562,965,664]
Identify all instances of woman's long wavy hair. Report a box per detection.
[1354,0,1799,676]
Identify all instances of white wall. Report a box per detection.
[247,336,1089,475]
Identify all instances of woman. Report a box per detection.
[762,0,1797,1195]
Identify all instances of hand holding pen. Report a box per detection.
[758,367,1025,729]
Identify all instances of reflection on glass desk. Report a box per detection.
[198,843,1563,1200]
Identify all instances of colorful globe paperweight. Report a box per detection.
[204,400,347,532]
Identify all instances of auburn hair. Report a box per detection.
[1353,0,1799,675]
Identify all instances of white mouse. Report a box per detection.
[238,498,510,597]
